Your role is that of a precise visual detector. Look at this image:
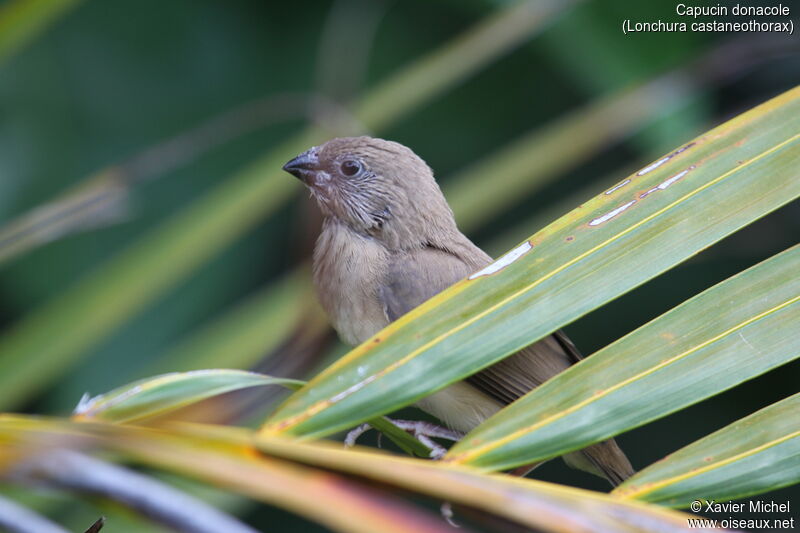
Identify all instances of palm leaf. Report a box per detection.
[0,416,453,533]
[261,86,800,439]
[0,416,702,533]
[69,369,432,457]
[446,245,799,470]
[71,369,304,424]
[613,392,800,507]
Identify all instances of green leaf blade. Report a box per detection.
[71,369,434,457]
[72,369,304,424]
[613,393,800,507]
[446,245,800,470]
[263,87,800,439]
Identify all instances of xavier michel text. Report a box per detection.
[692,499,792,515]
[689,499,796,530]
[622,3,794,34]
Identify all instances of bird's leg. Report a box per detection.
[343,420,465,527]
[343,423,372,447]
[388,420,464,459]
[343,419,463,459]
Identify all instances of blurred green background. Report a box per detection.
[1,0,798,530]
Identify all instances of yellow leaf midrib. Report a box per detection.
[448,292,799,464]
[615,429,800,501]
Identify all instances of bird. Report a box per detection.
[282,136,634,486]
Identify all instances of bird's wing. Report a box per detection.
[464,335,577,404]
[379,244,476,322]
[379,244,634,485]
[378,243,579,405]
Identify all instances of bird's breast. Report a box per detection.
[313,222,390,346]
[414,382,502,433]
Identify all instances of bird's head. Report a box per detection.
[283,136,457,250]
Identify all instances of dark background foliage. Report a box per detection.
[0,0,798,530]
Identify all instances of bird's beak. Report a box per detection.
[282,147,320,185]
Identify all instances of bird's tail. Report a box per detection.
[563,438,635,487]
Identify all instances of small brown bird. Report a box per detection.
[283,136,634,485]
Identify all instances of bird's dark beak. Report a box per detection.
[282,148,320,185]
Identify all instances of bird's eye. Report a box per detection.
[340,159,362,177]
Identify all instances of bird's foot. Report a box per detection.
[343,423,372,447]
[343,421,463,527]
[390,420,463,459]
[343,419,463,459]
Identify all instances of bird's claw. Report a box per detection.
[389,420,463,459]
[344,423,372,448]
[343,419,463,459]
